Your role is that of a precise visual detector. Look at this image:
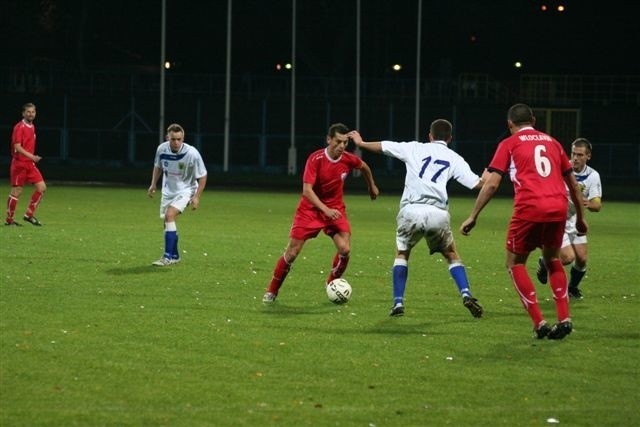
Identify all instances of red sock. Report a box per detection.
[6,195,18,222]
[548,259,570,321]
[509,264,544,327]
[267,256,291,295]
[327,253,350,284]
[25,191,43,217]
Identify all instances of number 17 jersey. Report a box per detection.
[381,140,481,210]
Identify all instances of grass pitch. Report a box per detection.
[1,185,638,426]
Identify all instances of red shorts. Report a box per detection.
[10,160,43,187]
[506,217,564,255]
[290,209,351,241]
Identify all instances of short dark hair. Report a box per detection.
[328,123,349,137]
[22,102,35,112]
[572,137,592,154]
[508,103,534,126]
[166,123,185,134]
[429,119,452,141]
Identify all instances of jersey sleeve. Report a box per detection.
[451,154,481,190]
[487,140,511,174]
[381,140,409,161]
[194,151,207,179]
[588,170,602,199]
[302,154,318,184]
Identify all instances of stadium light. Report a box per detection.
[392,64,402,72]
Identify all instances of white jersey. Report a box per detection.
[154,141,207,198]
[567,164,602,221]
[381,140,480,210]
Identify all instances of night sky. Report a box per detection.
[2,0,638,79]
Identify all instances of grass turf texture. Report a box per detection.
[1,185,638,426]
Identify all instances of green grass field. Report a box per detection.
[1,185,639,426]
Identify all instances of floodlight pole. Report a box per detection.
[414,0,422,141]
[159,0,166,144]
[353,0,362,176]
[287,0,297,175]
[224,0,232,172]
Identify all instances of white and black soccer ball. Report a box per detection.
[326,278,352,305]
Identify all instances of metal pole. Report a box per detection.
[353,0,362,176]
[414,0,422,141]
[159,0,166,143]
[287,0,297,175]
[224,0,232,172]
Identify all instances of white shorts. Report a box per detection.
[562,219,588,248]
[395,204,453,254]
[160,192,192,219]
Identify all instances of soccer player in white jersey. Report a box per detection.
[348,119,486,318]
[147,123,208,266]
[536,138,602,298]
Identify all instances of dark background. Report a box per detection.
[0,1,638,197]
[2,0,638,77]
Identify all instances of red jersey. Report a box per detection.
[488,127,572,222]
[297,148,363,214]
[11,119,36,162]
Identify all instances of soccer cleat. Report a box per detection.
[23,215,42,226]
[462,296,483,318]
[151,257,179,266]
[4,220,22,226]
[536,258,548,284]
[262,292,277,303]
[389,303,405,317]
[548,320,573,340]
[568,286,583,299]
[533,321,552,339]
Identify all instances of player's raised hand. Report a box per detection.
[347,130,363,146]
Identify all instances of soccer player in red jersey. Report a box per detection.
[5,103,47,226]
[460,104,587,340]
[263,123,379,303]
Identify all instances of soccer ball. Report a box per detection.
[326,278,352,305]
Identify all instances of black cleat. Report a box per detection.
[463,296,483,318]
[533,321,552,339]
[548,320,573,340]
[389,303,405,317]
[23,215,42,226]
[536,257,548,284]
[4,220,23,226]
[568,286,583,299]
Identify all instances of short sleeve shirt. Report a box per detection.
[489,128,572,222]
[567,165,602,219]
[381,140,480,210]
[154,142,207,198]
[297,148,363,214]
[11,120,36,162]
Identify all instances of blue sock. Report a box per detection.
[392,259,408,305]
[449,263,471,297]
[172,232,179,259]
[164,230,177,259]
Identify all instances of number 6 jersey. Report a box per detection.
[488,127,572,222]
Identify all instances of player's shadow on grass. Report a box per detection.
[106,266,173,275]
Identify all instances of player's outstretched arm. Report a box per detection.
[460,171,502,236]
[347,131,383,153]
